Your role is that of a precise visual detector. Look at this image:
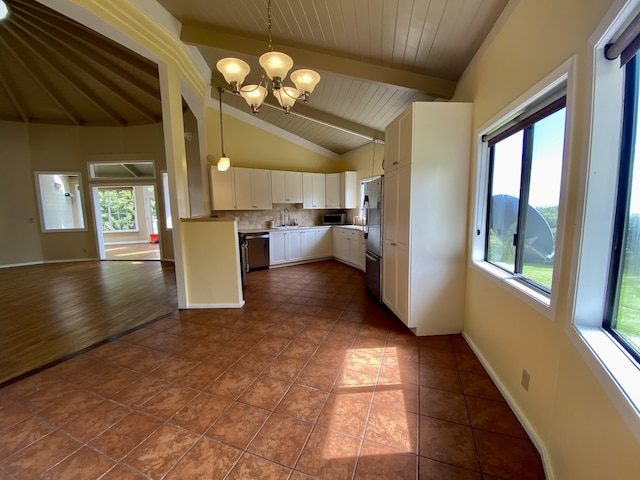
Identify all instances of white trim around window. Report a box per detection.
[470,56,576,321]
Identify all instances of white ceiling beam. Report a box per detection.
[182,23,456,100]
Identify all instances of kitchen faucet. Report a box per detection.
[284,208,290,226]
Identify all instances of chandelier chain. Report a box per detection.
[267,0,273,52]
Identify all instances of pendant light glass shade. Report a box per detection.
[259,52,294,82]
[240,85,267,114]
[217,156,230,171]
[0,1,7,20]
[216,58,250,93]
[290,69,321,99]
[272,87,299,112]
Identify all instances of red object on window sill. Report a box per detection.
[149,234,158,244]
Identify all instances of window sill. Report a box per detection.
[471,260,553,319]
[571,325,640,439]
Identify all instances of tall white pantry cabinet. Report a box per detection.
[382,102,472,336]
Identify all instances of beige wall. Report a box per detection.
[0,122,171,266]
[204,107,338,173]
[453,0,640,478]
[0,122,42,266]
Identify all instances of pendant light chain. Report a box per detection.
[267,0,273,52]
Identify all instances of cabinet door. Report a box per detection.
[303,173,325,209]
[383,171,399,243]
[396,243,410,324]
[325,173,340,208]
[349,231,365,270]
[251,169,272,209]
[382,240,398,313]
[285,171,303,203]
[301,230,316,259]
[316,228,332,257]
[271,170,287,203]
[385,117,400,172]
[312,174,325,208]
[210,167,236,210]
[342,171,357,209]
[286,231,303,261]
[396,165,411,247]
[234,167,253,210]
[270,232,287,265]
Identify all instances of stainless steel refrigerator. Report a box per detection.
[362,176,383,302]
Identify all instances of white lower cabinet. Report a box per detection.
[270,227,332,266]
[332,227,365,270]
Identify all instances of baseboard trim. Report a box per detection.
[185,300,245,309]
[462,332,555,480]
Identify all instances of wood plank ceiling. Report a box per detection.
[156,0,509,154]
[0,0,509,155]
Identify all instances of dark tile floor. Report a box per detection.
[0,260,546,479]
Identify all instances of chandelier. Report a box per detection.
[215,0,321,114]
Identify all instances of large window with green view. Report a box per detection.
[485,96,566,293]
[605,54,640,363]
[98,187,138,232]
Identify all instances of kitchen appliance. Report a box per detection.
[362,176,383,302]
[239,231,270,286]
[322,213,346,225]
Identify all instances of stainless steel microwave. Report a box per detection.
[322,213,346,225]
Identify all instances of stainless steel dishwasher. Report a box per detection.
[239,231,270,286]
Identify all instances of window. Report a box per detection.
[605,54,640,363]
[572,0,640,429]
[34,172,86,231]
[485,96,566,294]
[98,187,137,232]
[88,161,155,180]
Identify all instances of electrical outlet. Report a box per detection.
[521,369,530,392]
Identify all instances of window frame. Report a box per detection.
[603,54,640,364]
[34,171,87,233]
[569,0,640,440]
[470,58,575,320]
[484,96,567,295]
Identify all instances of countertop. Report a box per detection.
[238,225,365,234]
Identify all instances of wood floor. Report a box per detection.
[0,261,177,385]
[104,242,160,261]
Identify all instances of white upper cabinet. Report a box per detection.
[302,173,326,209]
[210,167,236,210]
[271,170,303,203]
[325,171,357,209]
[233,167,272,210]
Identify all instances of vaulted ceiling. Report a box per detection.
[0,0,510,155]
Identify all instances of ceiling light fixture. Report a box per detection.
[217,87,230,172]
[215,0,320,114]
[0,1,9,21]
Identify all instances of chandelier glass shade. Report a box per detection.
[215,0,320,114]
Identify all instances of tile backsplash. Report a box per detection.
[211,204,361,230]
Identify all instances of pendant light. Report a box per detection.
[0,1,8,20]
[217,87,230,172]
[215,0,320,114]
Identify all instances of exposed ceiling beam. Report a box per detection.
[218,82,384,142]
[182,23,456,100]
[0,31,81,125]
[11,20,160,124]
[13,4,161,102]
[14,0,159,79]
[6,23,126,126]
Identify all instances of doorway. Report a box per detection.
[91,184,160,261]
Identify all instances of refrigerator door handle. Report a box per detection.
[363,194,370,239]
